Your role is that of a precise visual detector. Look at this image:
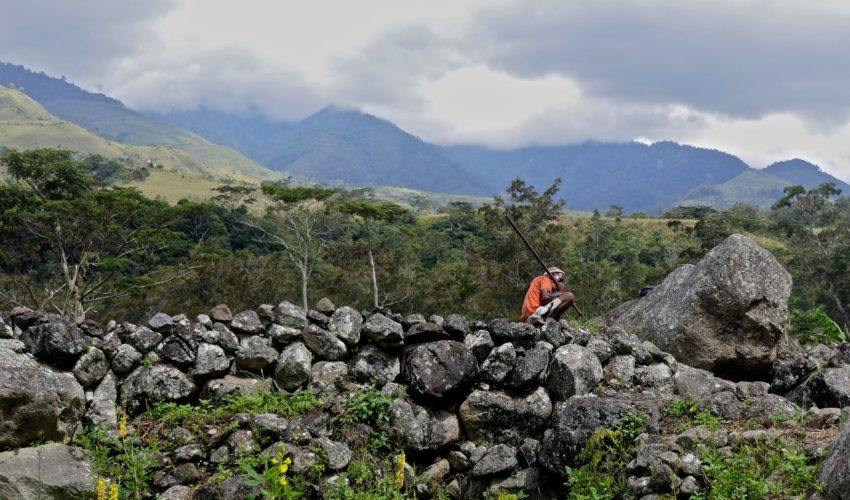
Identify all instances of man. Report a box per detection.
[520,267,575,322]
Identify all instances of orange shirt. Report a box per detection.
[520,275,557,321]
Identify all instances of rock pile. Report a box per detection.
[0,234,847,498]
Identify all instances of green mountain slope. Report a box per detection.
[0,62,277,181]
[677,169,794,208]
[0,85,264,181]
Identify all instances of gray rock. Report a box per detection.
[275,342,313,391]
[227,429,257,456]
[564,325,592,346]
[680,475,700,496]
[156,337,195,370]
[201,375,271,404]
[472,444,517,477]
[707,390,742,420]
[315,297,336,314]
[72,347,109,387]
[541,319,566,347]
[0,316,13,339]
[598,234,791,379]
[465,329,494,363]
[235,335,278,371]
[429,314,445,326]
[799,367,850,409]
[586,336,615,364]
[444,314,469,336]
[275,301,307,329]
[313,437,351,470]
[420,458,451,483]
[403,340,478,401]
[362,313,404,349]
[20,321,86,369]
[308,309,330,327]
[303,324,348,361]
[673,364,735,401]
[519,438,540,467]
[308,361,349,396]
[480,343,516,383]
[0,444,94,499]
[605,355,636,388]
[539,396,662,475]
[0,338,25,352]
[268,324,301,344]
[392,398,461,451]
[606,327,652,364]
[676,425,712,449]
[257,304,276,323]
[125,326,162,353]
[734,381,770,399]
[250,414,290,441]
[173,443,205,463]
[213,323,239,352]
[487,468,545,495]
[194,343,230,378]
[740,394,798,423]
[148,312,174,333]
[771,336,812,392]
[548,344,604,401]
[196,314,213,329]
[230,310,265,335]
[459,387,553,443]
[349,345,400,385]
[119,365,197,415]
[680,452,702,475]
[0,348,85,448]
[634,363,674,391]
[328,306,362,347]
[403,322,452,344]
[507,342,551,388]
[159,484,191,500]
[488,318,512,345]
[509,322,542,346]
[209,304,233,323]
[87,371,118,427]
[403,314,426,328]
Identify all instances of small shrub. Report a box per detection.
[337,386,396,427]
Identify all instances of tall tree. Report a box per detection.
[247,182,335,311]
[336,199,409,308]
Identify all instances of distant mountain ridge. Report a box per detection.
[0,62,278,181]
[5,61,849,213]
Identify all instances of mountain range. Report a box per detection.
[2,61,849,213]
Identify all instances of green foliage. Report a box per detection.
[564,412,646,499]
[243,444,303,500]
[789,307,847,344]
[663,399,698,418]
[337,386,396,427]
[693,411,722,432]
[695,439,822,499]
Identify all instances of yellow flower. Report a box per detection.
[109,483,119,500]
[284,456,292,465]
[278,463,289,475]
[96,478,107,500]
[394,450,406,489]
[272,457,279,465]
[278,475,288,486]
[118,413,128,439]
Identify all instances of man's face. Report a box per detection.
[553,272,564,282]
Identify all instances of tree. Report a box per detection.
[771,183,850,329]
[0,149,192,321]
[336,199,409,308]
[246,182,336,311]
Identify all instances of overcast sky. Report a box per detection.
[2,0,850,181]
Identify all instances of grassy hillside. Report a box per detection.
[0,86,276,182]
[678,169,793,208]
[0,63,278,181]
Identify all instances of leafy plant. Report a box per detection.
[564,412,646,499]
[243,444,303,500]
[337,386,396,427]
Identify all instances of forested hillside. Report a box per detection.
[1,148,848,342]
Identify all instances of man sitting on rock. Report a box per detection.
[520,267,575,323]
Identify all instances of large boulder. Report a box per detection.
[349,345,400,386]
[0,348,85,448]
[275,342,313,391]
[0,444,94,499]
[459,387,553,444]
[597,234,791,380]
[119,365,197,415]
[403,340,478,401]
[547,344,603,400]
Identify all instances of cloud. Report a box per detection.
[464,0,850,124]
[0,0,175,81]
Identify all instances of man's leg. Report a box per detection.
[547,291,575,320]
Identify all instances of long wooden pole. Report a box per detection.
[505,215,584,318]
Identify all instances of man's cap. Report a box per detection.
[548,267,564,275]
